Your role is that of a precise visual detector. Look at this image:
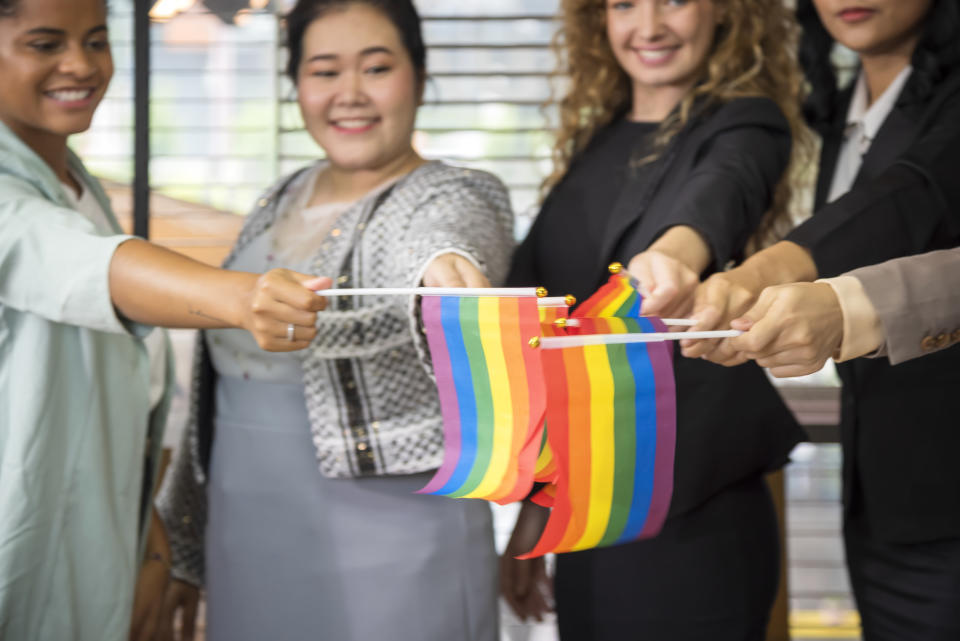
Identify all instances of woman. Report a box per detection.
[154,1,513,640]
[686,1,960,638]
[0,1,329,640]
[501,0,808,639]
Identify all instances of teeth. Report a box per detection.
[637,50,674,63]
[335,119,374,128]
[48,89,93,102]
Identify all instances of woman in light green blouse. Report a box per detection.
[0,1,330,639]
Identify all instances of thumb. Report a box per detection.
[731,288,775,330]
[299,275,333,291]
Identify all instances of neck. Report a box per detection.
[315,147,425,204]
[859,37,917,106]
[629,81,691,123]
[9,123,72,185]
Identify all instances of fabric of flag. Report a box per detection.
[572,272,642,318]
[419,295,547,505]
[520,316,676,557]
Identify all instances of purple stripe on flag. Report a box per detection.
[639,317,676,536]
[418,297,463,494]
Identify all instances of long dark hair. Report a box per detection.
[798,0,960,128]
[284,0,426,85]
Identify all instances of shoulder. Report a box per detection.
[400,161,511,202]
[695,96,790,137]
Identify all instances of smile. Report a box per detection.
[634,47,679,66]
[45,88,96,104]
[331,118,379,133]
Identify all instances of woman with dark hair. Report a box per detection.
[153,1,511,640]
[687,1,960,638]
[499,1,808,639]
[0,0,331,639]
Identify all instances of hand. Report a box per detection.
[729,282,843,378]
[242,270,331,352]
[422,254,490,288]
[129,511,171,641]
[628,250,700,318]
[155,579,201,641]
[680,267,764,365]
[500,502,553,622]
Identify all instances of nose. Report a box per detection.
[58,43,98,80]
[636,1,666,41]
[333,69,367,106]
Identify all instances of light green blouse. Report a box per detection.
[0,121,173,640]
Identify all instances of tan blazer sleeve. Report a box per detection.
[849,247,960,365]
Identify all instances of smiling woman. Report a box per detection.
[0,0,334,639]
[154,1,515,640]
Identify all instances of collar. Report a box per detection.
[845,65,913,143]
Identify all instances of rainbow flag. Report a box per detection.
[572,272,642,318]
[419,295,547,505]
[521,316,676,557]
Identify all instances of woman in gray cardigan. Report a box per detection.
[154,1,513,639]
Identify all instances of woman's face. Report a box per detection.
[0,0,112,149]
[812,0,933,57]
[296,4,421,172]
[606,0,718,96]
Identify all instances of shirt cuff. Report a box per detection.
[817,276,885,362]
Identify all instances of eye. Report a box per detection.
[28,40,63,53]
[87,39,110,52]
[364,64,391,75]
[610,1,635,10]
[310,69,339,78]
[665,0,689,6]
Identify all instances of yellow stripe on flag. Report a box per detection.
[571,344,616,550]
[463,297,515,498]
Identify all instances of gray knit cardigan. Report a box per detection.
[156,160,514,585]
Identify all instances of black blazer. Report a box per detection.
[788,68,960,543]
[511,97,806,517]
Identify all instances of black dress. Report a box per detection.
[786,67,960,640]
[509,99,805,640]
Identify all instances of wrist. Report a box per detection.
[749,241,818,288]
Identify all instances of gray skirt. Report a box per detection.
[205,375,499,641]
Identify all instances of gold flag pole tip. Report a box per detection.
[535,287,549,298]
[553,318,568,328]
[528,336,541,349]
[608,262,623,274]
[564,294,577,306]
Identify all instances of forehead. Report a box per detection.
[2,0,107,32]
[301,4,405,56]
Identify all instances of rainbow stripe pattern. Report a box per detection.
[521,315,676,557]
[419,295,547,505]
[572,272,642,318]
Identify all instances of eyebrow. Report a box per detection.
[305,46,395,63]
[24,25,107,37]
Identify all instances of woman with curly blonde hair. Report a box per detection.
[501,1,809,638]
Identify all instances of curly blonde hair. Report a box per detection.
[543,0,812,251]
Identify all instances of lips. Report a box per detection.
[837,6,876,23]
[633,46,679,66]
[45,88,96,105]
[331,117,379,133]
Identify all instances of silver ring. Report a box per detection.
[286,323,296,342]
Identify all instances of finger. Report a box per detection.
[680,306,722,356]
[729,311,781,355]
[643,257,684,315]
[513,559,532,599]
[182,594,198,641]
[265,270,329,313]
[423,258,465,288]
[454,259,490,289]
[768,362,822,378]
[138,602,163,641]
